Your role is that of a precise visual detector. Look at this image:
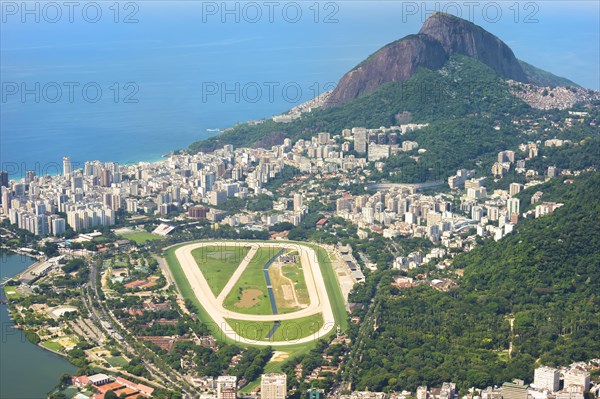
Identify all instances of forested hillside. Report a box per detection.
[343,173,600,393]
[188,56,530,153]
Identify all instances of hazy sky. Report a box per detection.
[2,1,598,89]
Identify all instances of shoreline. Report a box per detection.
[4,152,170,181]
[0,252,78,399]
[2,94,329,183]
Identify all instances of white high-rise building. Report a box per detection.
[293,193,303,211]
[509,182,523,196]
[1,187,11,215]
[63,156,72,178]
[51,217,66,236]
[534,366,560,392]
[563,369,590,391]
[317,132,330,144]
[261,373,286,399]
[353,128,367,154]
[507,197,520,216]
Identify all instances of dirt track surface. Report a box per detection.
[174,242,335,346]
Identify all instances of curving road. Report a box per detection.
[173,241,336,346]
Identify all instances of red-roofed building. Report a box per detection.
[115,387,137,397]
[114,376,155,396]
[97,382,124,394]
[115,377,137,389]
[72,375,90,387]
[316,218,328,229]
[137,383,155,396]
[270,231,289,240]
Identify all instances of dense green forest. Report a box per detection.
[188,56,530,153]
[343,172,600,393]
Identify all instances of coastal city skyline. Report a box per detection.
[1,3,599,399]
[2,1,599,177]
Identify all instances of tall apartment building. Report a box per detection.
[216,376,237,399]
[50,216,66,236]
[498,150,515,163]
[188,206,208,219]
[563,369,590,391]
[2,187,13,214]
[0,171,8,187]
[63,156,72,178]
[507,197,520,216]
[528,143,539,158]
[317,132,330,144]
[353,128,367,154]
[261,373,287,399]
[534,366,560,392]
[293,193,303,212]
[509,182,523,196]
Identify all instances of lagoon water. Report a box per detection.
[0,251,77,399]
[1,3,597,178]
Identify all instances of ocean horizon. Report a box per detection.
[2,2,598,180]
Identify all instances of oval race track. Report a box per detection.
[173,241,336,346]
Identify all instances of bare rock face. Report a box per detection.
[327,13,528,106]
[418,13,527,81]
[328,34,448,107]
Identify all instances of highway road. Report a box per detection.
[86,260,196,396]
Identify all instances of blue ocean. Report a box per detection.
[1,1,598,178]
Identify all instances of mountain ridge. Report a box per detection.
[327,12,575,105]
[188,13,591,154]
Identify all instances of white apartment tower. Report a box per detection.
[293,193,303,211]
[534,366,560,392]
[563,369,590,391]
[63,156,72,178]
[261,373,287,399]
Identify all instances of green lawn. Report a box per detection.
[62,387,79,399]
[310,243,349,332]
[119,231,163,244]
[165,241,348,344]
[267,259,310,314]
[222,247,278,315]
[192,245,250,296]
[280,260,309,304]
[165,242,227,339]
[106,356,129,368]
[3,285,24,299]
[165,240,349,392]
[41,340,63,352]
[226,312,324,342]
